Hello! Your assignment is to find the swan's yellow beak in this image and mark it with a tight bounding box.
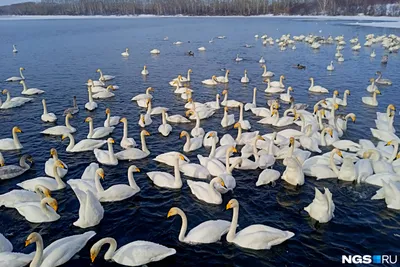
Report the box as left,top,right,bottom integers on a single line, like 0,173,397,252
98,170,105,179
167,208,176,218
179,155,185,160
226,202,233,210
222,90,228,95
25,239,31,247
336,150,343,157
257,136,265,141
328,129,333,137
376,90,381,95
289,87,293,91
43,187,51,198
15,127,22,133
90,252,97,263
185,110,193,117
397,153,400,159
135,167,140,172
84,117,91,122
179,131,185,138
351,115,356,122
220,180,225,187
105,108,111,114
233,122,240,129
57,161,65,169
110,138,115,144
2,89,8,94
231,147,237,153
120,118,125,123
385,141,392,146
49,199,58,212
143,130,150,136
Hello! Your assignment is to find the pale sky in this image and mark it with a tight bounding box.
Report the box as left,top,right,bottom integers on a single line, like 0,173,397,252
1,0,37,5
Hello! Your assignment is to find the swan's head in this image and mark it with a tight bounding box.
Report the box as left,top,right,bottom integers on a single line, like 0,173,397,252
188,69,192,73
96,168,105,179
309,77,314,81
229,146,237,153
107,138,115,144
288,137,295,147
25,232,41,247
226,70,230,74
333,103,339,110
146,98,151,106
129,165,140,173
107,85,115,90
66,113,73,119
345,89,350,95
105,108,111,114
215,177,225,188
280,75,285,80
397,153,400,159
376,71,382,75
293,113,300,121
362,152,370,159
257,135,265,141
167,207,182,218
2,89,9,94
208,132,214,137
224,106,229,112
334,148,343,157
222,90,228,95
96,69,101,73
375,89,381,95
46,197,58,212
50,148,57,156
271,109,278,116
13,126,22,133
142,130,150,136
212,75,217,80
233,122,241,129
120,117,127,123
19,80,24,84
143,65,147,69
334,90,339,96
36,185,51,198
326,128,333,137
185,110,194,117
216,94,220,99
84,117,93,123
179,131,188,138
147,86,154,92
385,140,396,146
289,86,293,91
369,78,374,83
226,199,239,210
244,69,247,74
350,114,356,122
388,104,396,111
55,160,65,169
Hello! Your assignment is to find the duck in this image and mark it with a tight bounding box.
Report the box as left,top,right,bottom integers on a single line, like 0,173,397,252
115,130,150,160
85,83,98,111
187,177,225,205
41,99,57,122
225,199,294,250
71,187,103,228
15,197,59,223
0,126,23,151
216,70,229,83
85,117,115,139
235,54,243,62
41,113,76,136
131,87,154,108
221,107,235,128
326,61,334,71
141,65,149,76
241,70,249,83
0,89,32,109
25,231,96,267
62,133,106,153
362,89,380,106
5,67,25,82
221,90,242,107
280,86,294,102
63,96,79,115
0,154,32,180
45,148,68,178
121,48,129,57
202,75,218,86
158,110,172,137
97,68,115,81
93,85,116,99
90,237,175,266
150,48,161,54
167,207,230,244
304,187,335,223
308,77,329,93
261,65,275,77
180,131,202,152
94,138,118,166
19,80,44,95
0,184,50,208
147,154,184,189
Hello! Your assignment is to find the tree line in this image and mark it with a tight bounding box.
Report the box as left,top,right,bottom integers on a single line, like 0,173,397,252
0,0,399,16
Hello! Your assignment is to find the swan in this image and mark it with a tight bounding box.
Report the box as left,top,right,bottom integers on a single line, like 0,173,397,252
241,70,249,83
221,90,242,107
158,110,172,137
376,104,396,123
0,234,12,253
0,89,32,109
93,85,116,99
71,187,103,228
244,87,257,111
131,87,153,107
300,125,321,153
282,156,305,186
180,131,202,152
256,169,281,186
25,231,96,267
375,71,392,86
40,99,57,122
115,130,150,160
198,46,206,51
62,133,106,152
235,54,243,61
167,207,230,244
187,177,225,205
94,138,118,166
334,89,350,106
0,126,23,151
185,109,205,137
259,56,265,64
309,77,329,93
154,152,189,167
147,154,184,189
268,109,295,127
304,187,335,223
251,102,277,117
5,67,25,82
370,49,376,58
97,68,115,81
63,96,79,115
96,166,141,202
364,149,395,174
150,48,161,54
269,75,285,88
90,237,175,266
102,108,120,128
280,86,293,102
0,154,32,180
216,70,229,83
225,199,294,250
0,185,50,209
85,83,98,111
45,148,68,178
238,103,251,130
174,69,192,83
326,61,334,71
199,143,235,176
362,89,380,106
332,139,361,152
67,167,102,195
166,112,191,123
261,65,274,78
121,48,129,57
119,117,136,149
202,75,218,86
41,113,75,136
367,78,378,92
141,65,149,76
221,107,235,128
373,180,400,210
232,122,259,145
290,97,308,110
17,160,66,191
12,44,18,53
329,149,357,182
146,98,168,115
214,158,243,193
15,197,59,223
338,56,344,62
264,78,285,93
19,80,45,95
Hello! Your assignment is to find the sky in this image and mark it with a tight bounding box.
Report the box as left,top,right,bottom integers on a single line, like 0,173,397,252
1,0,37,5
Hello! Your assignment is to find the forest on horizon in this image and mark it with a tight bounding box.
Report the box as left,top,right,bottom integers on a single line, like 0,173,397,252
1,0,400,16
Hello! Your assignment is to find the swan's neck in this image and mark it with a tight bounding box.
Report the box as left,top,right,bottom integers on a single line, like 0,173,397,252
98,70,104,79
107,142,116,162
73,97,77,108
310,79,314,87
101,238,118,261
252,89,256,105
227,206,239,242
141,132,149,153
223,93,228,103
123,121,128,139
215,95,220,108
52,152,59,161
389,142,399,163
42,100,48,114
373,91,377,102
161,111,167,125
317,112,323,130
268,137,274,155
94,173,105,193
225,149,231,172
263,65,267,75
5,92,11,102
65,115,72,130
105,113,111,127
236,126,242,141
20,156,30,169
288,142,295,158
209,136,217,158
229,158,242,173
128,170,139,190
88,120,94,136
184,134,191,150
30,235,44,267
177,210,188,242
53,164,66,188
223,109,228,124
21,81,28,92
279,77,284,87
330,150,340,175
147,100,152,114
66,134,75,151
386,106,391,118
187,70,191,81
342,93,348,105
12,130,22,148
20,68,25,79
239,105,244,121
174,157,182,187
209,179,221,200
88,86,94,103
320,129,327,146
194,111,200,128
225,71,229,79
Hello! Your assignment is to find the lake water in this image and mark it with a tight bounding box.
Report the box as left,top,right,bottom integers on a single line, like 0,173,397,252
0,17,399,266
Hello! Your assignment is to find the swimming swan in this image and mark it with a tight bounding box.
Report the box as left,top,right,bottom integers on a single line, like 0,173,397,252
304,187,335,223
0,126,23,151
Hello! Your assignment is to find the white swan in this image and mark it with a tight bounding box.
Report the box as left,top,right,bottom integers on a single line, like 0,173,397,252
226,199,294,250
367,78,378,92
15,197,59,223
216,70,229,83
131,87,153,107
5,67,25,82
85,83,98,111
63,96,79,115
179,161,211,179
0,234,12,253
115,130,150,160
256,169,281,186
280,86,293,102
0,89,32,109
309,77,329,93
282,156,305,186
17,160,66,191
41,99,57,122
45,148,68,178
326,61,334,71
147,154,184,189
41,113,75,136
158,110,172,137
187,177,225,205
259,56,265,64
85,117,115,139
221,107,235,128
264,78,285,93
94,138,118,166
90,237,175,266
167,207,230,244
0,127,23,151
150,48,161,54
97,68,115,81
141,65,149,76
238,103,251,130
93,85,116,99
269,75,285,88
19,80,44,95
244,87,257,111
261,65,274,78
71,187,103,228
119,117,136,149
180,131,202,152
0,185,50,208
12,44,18,53
25,231,96,267
235,54,243,61
186,109,205,137
202,75,218,86
241,70,249,83
362,89,380,106
103,108,120,127
166,112,191,123
221,90,242,107
154,152,189,166
121,48,129,57
62,133,106,152
304,187,335,223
